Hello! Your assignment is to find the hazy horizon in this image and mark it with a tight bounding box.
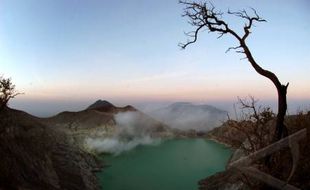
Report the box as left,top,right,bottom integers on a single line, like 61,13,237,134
9,97,310,118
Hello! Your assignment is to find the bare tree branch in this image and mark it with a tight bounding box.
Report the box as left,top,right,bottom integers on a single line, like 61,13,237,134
225,45,242,53
179,0,242,49
179,24,204,49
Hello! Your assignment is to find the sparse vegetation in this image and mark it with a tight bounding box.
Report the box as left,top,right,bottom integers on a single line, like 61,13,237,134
227,96,274,153
203,97,310,189
0,76,20,110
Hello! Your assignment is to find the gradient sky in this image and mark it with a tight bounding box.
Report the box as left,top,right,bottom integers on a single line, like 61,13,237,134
0,0,309,116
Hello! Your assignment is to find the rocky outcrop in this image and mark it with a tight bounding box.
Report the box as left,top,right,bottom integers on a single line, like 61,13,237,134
0,108,101,190
205,121,247,148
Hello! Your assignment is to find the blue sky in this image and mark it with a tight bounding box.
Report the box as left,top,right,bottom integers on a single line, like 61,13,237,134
0,0,309,116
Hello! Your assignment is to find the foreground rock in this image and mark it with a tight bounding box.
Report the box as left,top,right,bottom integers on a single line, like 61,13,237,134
0,107,101,190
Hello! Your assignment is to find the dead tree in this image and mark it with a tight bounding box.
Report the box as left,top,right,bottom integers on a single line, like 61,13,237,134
179,1,288,141
0,77,20,111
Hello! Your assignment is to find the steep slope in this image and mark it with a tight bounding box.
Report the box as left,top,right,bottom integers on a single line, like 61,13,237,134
0,107,100,190
150,102,228,131
43,109,116,131
43,100,132,131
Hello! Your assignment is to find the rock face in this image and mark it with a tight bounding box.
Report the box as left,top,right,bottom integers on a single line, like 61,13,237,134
0,107,101,190
150,102,227,131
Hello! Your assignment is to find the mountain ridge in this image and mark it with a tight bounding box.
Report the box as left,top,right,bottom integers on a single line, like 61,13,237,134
41,100,172,139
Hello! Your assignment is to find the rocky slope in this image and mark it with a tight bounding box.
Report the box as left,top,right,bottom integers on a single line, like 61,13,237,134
205,120,247,148
43,100,168,132
199,113,310,190
41,100,174,151
0,107,101,190
42,100,134,131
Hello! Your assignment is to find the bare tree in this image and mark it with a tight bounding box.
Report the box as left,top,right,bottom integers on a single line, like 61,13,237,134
228,96,274,153
0,76,20,110
179,1,288,141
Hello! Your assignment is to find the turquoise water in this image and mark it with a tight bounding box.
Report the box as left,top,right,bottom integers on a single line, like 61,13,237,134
98,139,232,190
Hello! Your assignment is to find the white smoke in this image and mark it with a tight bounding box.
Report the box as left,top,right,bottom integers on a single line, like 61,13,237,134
146,102,228,131
85,136,161,155
85,111,162,155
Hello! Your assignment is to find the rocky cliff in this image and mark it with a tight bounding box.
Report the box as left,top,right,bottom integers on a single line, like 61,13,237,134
0,107,101,190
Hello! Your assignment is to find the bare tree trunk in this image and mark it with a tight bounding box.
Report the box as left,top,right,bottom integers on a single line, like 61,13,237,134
240,41,288,141
275,85,289,140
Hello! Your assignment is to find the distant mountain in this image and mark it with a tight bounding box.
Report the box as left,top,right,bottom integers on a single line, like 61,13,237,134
42,100,171,138
149,102,228,131
87,100,114,110
86,99,136,113
42,100,134,130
